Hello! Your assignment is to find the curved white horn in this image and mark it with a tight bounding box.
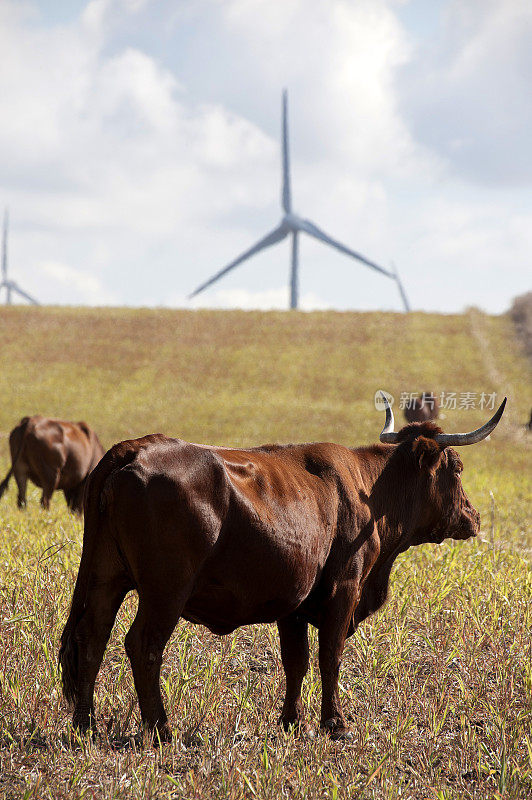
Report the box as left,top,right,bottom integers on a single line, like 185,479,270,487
379,391,400,443
433,398,507,446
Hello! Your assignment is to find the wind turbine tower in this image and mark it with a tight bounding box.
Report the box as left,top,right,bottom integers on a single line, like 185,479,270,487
0,210,39,305
190,90,410,311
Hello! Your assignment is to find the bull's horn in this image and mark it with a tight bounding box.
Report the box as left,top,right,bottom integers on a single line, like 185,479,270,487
379,391,400,443
434,398,507,446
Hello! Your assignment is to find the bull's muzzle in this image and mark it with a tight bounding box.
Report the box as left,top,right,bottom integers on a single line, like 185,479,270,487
453,503,481,540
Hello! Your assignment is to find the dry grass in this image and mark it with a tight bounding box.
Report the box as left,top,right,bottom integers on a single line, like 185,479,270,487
0,306,530,799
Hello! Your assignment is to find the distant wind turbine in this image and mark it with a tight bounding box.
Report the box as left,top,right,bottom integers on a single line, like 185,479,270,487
0,210,39,305
189,90,410,311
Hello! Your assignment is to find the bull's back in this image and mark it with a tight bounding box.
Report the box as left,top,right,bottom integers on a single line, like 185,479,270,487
101,437,231,589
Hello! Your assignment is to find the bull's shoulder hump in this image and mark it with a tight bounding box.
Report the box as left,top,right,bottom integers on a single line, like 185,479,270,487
105,435,225,476
106,434,188,460
30,417,65,441
213,442,353,486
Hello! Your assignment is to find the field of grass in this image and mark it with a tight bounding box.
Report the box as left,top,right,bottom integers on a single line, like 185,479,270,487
0,305,530,799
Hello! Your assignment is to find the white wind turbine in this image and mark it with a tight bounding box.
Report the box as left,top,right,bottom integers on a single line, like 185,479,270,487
189,90,410,311
0,210,39,305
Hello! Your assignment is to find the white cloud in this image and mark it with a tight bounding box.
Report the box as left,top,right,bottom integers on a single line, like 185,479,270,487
81,0,148,41
0,0,279,306
93,48,182,134
398,0,532,184
220,0,420,176
40,261,116,304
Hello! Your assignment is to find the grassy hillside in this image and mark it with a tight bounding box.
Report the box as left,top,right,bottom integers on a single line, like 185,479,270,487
1,306,530,446
0,306,530,799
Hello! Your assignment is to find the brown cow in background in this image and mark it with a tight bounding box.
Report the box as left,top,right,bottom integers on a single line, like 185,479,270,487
404,391,439,423
0,416,104,513
60,395,505,742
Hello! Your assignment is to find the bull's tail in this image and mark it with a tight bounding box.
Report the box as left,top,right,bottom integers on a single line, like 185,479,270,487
0,469,12,501
58,441,138,707
0,417,30,501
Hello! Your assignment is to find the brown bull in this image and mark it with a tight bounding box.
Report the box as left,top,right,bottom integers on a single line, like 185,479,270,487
60,396,505,741
0,416,104,513
404,391,439,423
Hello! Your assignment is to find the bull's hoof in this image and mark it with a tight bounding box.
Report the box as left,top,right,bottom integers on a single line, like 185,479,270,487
281,718,315,739
146,723,173,746
70,719,97,745
182,728,203,748
321,719,353,742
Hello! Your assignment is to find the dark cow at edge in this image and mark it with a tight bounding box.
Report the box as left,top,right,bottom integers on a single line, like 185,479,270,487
0,416,104,514
60,396,506,741
404,391,439,423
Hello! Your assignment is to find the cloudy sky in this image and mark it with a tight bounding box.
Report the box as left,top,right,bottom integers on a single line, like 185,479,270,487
0,0,530,312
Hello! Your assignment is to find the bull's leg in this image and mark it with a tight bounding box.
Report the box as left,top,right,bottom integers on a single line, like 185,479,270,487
124,595,184,742
13,470,28,508
277,614,310,733
318,585,356,740
41,491,52,510
40,468,60,510
64,483,85,514
70,484,85,515
71,581,129,734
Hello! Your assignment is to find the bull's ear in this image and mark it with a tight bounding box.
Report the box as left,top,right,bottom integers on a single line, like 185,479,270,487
412,437,442,472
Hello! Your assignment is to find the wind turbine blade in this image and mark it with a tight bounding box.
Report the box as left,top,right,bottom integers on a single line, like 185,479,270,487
391,262,410,312
10,282,39,305
189,224,288,299
2,209,7,280
290,231,299,309
297,217,394,278
392,263,411,312
281,90,291,213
